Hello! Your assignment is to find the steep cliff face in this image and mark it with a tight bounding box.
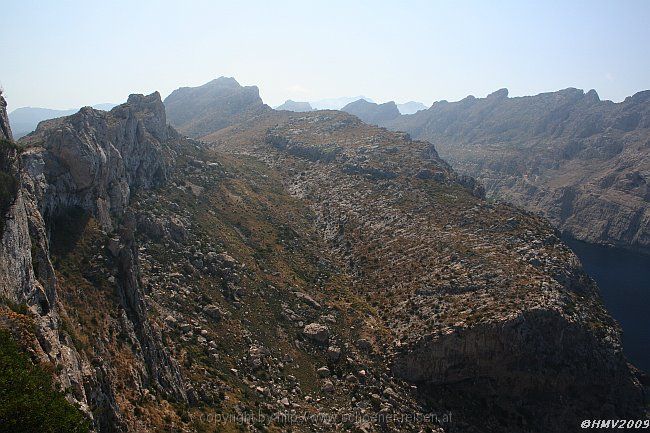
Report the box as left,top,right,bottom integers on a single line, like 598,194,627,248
164,77,270,138
1,93,186,431
384,88,650,253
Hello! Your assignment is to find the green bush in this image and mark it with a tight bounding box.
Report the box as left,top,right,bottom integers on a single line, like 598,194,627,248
0,329,90,433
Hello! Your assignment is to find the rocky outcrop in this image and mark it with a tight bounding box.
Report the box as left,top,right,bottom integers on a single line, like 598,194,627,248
393,308,642,430
8,104,117,139
341,98,401,125
164,76,270,138
20,92,168,231
384,88,650,253
1,92,186,431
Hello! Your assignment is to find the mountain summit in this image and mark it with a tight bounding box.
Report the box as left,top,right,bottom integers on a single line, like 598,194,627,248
164,77,269,138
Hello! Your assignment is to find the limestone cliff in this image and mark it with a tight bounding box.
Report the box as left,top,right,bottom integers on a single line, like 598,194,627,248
1,92,186,431
20,92,169,231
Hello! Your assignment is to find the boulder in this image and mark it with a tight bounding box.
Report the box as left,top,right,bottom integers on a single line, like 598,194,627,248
303,323,329,344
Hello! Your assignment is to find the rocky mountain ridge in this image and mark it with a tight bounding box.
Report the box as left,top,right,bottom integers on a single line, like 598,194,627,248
380,88,650,253
207,108,646,431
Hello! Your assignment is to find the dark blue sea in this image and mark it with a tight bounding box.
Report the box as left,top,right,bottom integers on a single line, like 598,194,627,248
564,237,650,372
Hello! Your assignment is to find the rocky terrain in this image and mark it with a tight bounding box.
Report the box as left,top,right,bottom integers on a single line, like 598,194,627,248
207,109,646,431
276,100,313,112
164,77,270,138
380,88,650,254
1,84,647,433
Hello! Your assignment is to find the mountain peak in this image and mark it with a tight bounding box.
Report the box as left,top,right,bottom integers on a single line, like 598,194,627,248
164,77,268,138
127,91,162,104
341,99,400,125
585,89,600,102
204,76,242,88
487,88,509,99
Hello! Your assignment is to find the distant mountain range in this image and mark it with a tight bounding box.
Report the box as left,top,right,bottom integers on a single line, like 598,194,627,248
9,91,427,138
380,88,650,253
275,100,313,112
340,99,428,123
274,98,427,115
309,96,373,110
9,103,116,138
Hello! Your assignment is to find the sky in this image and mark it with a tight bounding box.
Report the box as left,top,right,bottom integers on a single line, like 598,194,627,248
1,0,649,110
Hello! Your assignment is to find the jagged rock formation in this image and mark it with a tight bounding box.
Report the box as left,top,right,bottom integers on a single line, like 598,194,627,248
1,93,187,431
396,101,427,115
341,98,401,125
9,103,117,139
384,88,650,253
276,99,313,112
20,93,169,230
164,77,270,138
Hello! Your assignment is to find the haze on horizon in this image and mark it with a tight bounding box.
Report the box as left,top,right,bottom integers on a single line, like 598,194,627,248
1,0,649,110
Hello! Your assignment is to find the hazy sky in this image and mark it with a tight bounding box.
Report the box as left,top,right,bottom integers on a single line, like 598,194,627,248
2,0,649,110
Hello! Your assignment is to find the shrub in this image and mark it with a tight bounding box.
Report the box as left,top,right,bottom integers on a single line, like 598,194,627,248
0,330,90,432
